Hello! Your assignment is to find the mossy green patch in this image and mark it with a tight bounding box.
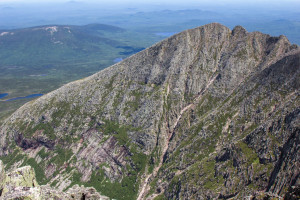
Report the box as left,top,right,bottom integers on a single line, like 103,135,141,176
148,177,159,196
75,167,140,200
21,158,48,185
130,146,147,173
238,141,258,165
0,149,24,170
50,180,59,187
203,160,224,190
99,120,130,146
153,194,167,200
37,148,50,159
168,176,181,195
124,88,143,112
196,94,221,117
49,145,73,166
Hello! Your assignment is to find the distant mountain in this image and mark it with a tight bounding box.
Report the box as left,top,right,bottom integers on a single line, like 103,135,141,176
0,24,141,66
0,24,156,120
0,23,299,199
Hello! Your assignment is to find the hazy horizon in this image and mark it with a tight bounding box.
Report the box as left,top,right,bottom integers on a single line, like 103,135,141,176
1,0,300,9
0,0,299,44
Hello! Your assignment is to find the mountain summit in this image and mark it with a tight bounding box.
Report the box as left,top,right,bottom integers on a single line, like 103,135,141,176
0,23,299,199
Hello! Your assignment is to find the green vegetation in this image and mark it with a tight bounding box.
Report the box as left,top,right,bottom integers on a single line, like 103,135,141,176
196,94,221,117
153,194,167,200
168,176,181,195
53,102,81,120
30,123,56,140
21,157,48,185
50,180,59,187
0,149,24,170
131,146,147,172
184,92,194,102
202,160,224,190
82,168,139,200
100,120,130,146
58,120,147,199
104,75,117,90
237,142,258,165
148,159,155,174
147,177,159,196
112,89,125,109
50,145,73,166
125,89,143,112
17,120,56,140
64,153,146,200
51,104,70,126
37,148,50,159
99,120,147,172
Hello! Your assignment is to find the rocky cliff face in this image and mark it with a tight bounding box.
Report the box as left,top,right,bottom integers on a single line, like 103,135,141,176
0,23,299,200
0,160,108,199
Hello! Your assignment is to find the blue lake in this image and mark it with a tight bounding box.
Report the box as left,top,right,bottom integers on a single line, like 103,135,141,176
0,93,8,99
155,32,177,37
114,57,123,63
6,94,43,101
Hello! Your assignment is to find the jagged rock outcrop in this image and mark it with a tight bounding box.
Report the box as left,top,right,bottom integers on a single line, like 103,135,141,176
0,23,299,199
0,160,108,199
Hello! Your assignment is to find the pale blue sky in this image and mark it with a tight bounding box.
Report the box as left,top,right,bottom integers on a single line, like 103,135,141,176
1,0,299,9
0,0,299,3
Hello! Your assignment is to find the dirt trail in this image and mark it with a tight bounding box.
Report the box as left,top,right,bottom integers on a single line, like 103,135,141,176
137,75,218,200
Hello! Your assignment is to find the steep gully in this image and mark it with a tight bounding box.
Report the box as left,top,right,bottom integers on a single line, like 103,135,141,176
137,74,218,200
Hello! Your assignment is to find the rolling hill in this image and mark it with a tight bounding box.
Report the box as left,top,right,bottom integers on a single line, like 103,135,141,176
0,24,159,120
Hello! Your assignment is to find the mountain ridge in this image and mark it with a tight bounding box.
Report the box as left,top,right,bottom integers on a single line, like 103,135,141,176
0,23,299,199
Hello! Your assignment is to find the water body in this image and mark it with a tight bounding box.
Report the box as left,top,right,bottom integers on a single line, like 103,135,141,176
114,57,123,63
6,94,43,101
29,74,48,77
155,32,177,37
0,93,8,99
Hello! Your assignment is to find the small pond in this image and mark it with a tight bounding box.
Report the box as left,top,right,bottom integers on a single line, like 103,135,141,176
0,93,8,99
5,94,43,101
